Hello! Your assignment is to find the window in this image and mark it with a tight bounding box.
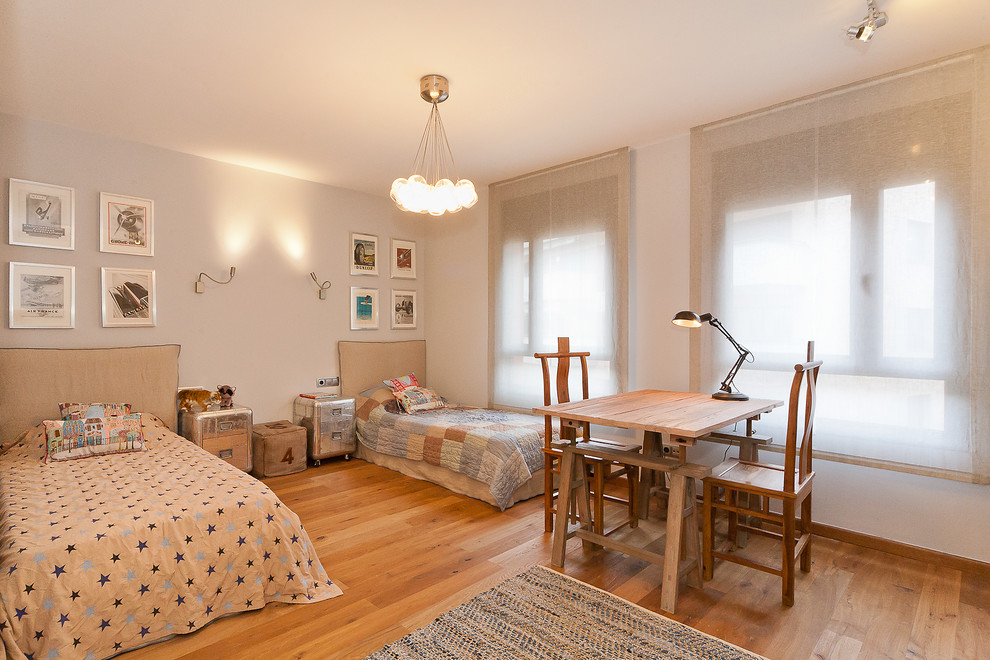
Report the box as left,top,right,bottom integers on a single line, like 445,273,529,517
489,149,629,410
692,50,989,483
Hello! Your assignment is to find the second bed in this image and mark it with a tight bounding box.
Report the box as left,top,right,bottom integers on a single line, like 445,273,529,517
338,340,548,510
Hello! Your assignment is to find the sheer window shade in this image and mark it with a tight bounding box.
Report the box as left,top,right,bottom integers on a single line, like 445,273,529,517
690,47,990,483
489,149,629,410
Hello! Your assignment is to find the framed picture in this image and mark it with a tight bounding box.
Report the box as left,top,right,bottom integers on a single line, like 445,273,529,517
8,179,75,250
8,262,75,329
350,232,378,276
390,238,417,279
391,289,417,329
350,286,379,330
100,192,154,256
101,267,157,327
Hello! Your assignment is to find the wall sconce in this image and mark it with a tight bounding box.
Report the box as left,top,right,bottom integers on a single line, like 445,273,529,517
195,267,236,293
672,310,754,401
310,272,332,300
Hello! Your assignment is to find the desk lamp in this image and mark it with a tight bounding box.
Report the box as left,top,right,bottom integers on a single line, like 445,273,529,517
672,310,752,401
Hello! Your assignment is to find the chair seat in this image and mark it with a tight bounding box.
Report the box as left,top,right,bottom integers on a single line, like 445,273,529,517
707,460,814,500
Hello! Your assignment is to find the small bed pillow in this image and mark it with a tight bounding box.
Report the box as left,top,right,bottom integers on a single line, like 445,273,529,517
43,413,146,462
395,386,445,414
383,373,420,393
58,402,132,420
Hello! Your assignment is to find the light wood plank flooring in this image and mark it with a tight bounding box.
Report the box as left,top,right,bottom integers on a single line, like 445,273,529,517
123,458,990,659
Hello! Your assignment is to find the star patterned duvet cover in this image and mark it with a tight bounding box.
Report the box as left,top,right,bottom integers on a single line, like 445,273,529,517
0,414,341,660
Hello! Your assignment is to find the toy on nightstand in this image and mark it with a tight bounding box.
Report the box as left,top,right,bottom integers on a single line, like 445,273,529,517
217,384,236,408
177,388,221,412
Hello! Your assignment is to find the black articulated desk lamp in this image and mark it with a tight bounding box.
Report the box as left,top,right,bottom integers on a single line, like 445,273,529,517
671,310,753,401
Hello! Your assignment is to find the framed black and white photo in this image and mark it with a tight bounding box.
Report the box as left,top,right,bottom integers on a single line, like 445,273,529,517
8,179,75,250
390,238,416,279
391,289,417,329
8,262,75,329
101,267,157,327
100,192,154,256
350,286,379,330
350,232,378,276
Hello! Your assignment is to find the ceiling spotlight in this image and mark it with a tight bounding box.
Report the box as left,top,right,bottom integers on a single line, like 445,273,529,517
846,0,888,42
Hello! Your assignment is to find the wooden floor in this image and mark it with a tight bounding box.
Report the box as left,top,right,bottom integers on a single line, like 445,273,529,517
123,458,990,660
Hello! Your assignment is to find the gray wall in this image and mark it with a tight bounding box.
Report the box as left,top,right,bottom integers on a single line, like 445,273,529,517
1,113,425,424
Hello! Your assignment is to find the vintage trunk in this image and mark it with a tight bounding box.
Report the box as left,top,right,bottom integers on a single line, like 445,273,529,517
179,405,253,472
292,395,356,465
251,420,307,477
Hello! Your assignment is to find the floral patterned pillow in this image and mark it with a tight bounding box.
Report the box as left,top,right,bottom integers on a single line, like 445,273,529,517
43,413,146,462
394,387,445,414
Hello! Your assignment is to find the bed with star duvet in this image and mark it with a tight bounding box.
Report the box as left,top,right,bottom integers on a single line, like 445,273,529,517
0,413,342,660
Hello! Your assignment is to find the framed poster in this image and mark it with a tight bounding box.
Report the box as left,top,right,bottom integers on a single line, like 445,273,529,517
100,192,154,256
8,262,75,329
8,179,75,250
390,238,416,279
101,267,157,327
350,286,379,330
391,289,417,329
350,232,378,276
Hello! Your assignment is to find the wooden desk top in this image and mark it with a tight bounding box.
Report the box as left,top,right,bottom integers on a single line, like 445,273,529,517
533,389,783,439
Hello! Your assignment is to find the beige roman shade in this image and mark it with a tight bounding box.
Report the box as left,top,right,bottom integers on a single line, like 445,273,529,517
690,46,990,483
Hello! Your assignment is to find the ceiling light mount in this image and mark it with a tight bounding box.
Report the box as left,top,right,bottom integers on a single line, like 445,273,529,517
391,74,478,216
420,74,449,103
846,0,888,42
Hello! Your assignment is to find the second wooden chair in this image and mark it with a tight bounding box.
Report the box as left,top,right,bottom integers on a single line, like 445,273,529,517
536,337,640,535
702,340,822,606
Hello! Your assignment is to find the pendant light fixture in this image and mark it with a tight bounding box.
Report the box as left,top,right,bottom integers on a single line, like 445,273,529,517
390,74,478,216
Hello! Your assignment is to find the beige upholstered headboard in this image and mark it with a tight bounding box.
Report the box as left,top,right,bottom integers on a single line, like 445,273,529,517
338,340,427,398
0,345,181,447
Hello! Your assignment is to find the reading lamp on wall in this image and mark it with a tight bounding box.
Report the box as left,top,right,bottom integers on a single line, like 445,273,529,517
672,310,753,401
310,272,332,300
195,267,236,293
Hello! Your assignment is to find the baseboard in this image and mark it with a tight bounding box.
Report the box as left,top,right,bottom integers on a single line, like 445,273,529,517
812,522,990,578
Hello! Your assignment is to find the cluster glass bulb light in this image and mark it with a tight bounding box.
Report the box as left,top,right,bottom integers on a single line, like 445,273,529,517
391,75,478,216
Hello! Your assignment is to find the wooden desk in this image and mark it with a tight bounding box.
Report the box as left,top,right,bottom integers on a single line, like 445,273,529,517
534,389,782,613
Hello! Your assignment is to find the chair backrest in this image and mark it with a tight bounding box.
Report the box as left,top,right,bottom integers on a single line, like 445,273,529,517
535,336,591,406
783,341,823,493
534,337,592,444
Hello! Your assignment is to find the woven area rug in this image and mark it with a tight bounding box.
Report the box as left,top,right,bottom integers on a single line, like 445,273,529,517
365,565,766,659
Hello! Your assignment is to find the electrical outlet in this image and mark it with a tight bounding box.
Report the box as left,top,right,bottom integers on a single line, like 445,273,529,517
316,377,339,388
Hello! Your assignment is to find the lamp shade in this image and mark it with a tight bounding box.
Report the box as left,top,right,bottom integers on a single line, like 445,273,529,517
671,310,702,328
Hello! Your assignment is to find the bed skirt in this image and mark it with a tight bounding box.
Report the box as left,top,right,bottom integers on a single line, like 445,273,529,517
355,442,545,509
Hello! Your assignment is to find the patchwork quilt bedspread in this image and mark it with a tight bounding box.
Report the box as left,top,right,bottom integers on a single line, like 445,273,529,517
0,414,341,660
356,389,550,510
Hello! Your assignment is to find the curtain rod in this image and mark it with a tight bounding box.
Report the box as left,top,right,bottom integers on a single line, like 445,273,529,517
697,48,979,133
490,147,628,188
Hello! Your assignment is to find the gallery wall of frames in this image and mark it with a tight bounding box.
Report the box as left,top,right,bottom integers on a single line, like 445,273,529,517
347,232,418,331
8,179,420,334
8,178,157,329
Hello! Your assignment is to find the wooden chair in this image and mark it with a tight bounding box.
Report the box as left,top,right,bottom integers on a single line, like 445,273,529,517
702,340,822,606
535,337,640,535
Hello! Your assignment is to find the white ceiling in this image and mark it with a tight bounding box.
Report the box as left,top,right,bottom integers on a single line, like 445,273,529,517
2,1,988,197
